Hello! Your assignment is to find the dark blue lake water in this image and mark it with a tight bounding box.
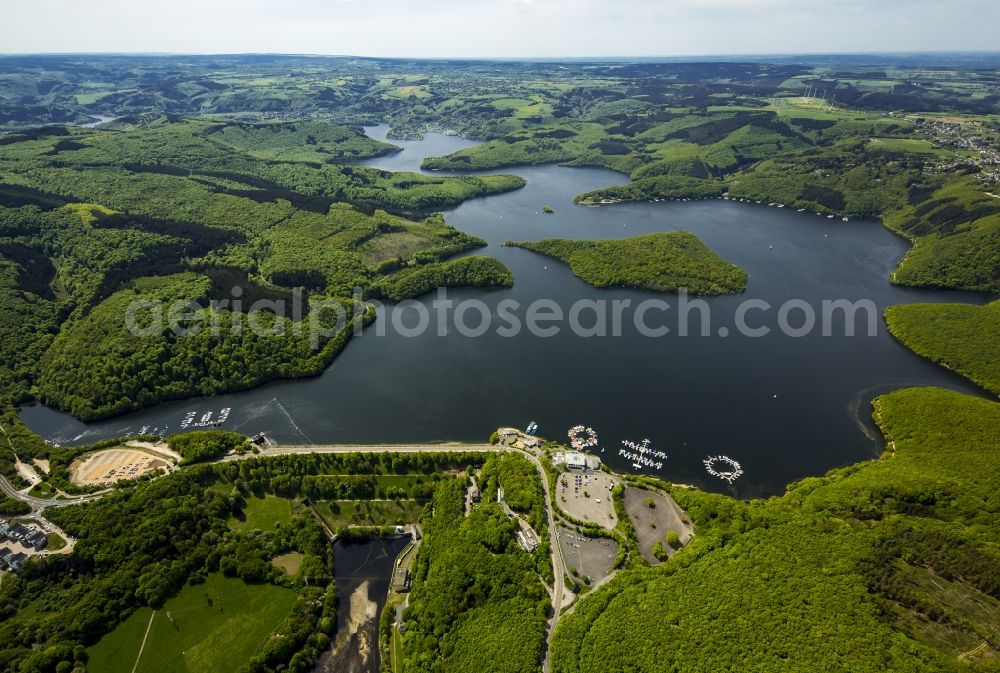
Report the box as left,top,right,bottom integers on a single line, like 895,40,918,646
20,125,991,497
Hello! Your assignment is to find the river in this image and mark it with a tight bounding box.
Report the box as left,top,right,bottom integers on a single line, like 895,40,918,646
19,125,993,497
312,536,410,673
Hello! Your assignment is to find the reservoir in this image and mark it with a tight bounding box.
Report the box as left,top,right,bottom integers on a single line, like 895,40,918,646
20,126,993,497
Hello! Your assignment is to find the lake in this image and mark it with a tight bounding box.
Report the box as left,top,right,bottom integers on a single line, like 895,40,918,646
19,125,992,497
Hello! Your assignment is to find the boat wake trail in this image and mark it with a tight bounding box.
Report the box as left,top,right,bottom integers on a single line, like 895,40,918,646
273,398,315,445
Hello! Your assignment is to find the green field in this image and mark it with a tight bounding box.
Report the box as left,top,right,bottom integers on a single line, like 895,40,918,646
868,137,945,154
271,552,304,576
230,494,295,532
313,499,425,528
86,574,298,673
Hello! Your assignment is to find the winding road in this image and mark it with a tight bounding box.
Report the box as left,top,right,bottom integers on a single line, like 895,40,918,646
4,438,569,671
229,441,566,671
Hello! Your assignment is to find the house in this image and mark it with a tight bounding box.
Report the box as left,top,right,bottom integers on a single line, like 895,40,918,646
0,521,9,537
25,531,47,551
7,552,27,572
9,523,30,541
0,547,13,569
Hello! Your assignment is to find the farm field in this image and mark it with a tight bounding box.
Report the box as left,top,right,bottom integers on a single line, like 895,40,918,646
86,574,298,673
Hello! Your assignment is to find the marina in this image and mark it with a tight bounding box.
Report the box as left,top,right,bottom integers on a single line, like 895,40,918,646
703,455,745,484
619,438,667,471
179,407,231,430
567,425,599,451
18,127,991,498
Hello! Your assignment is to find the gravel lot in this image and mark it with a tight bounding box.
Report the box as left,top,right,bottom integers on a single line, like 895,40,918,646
556,469,620,529
622,486,693,565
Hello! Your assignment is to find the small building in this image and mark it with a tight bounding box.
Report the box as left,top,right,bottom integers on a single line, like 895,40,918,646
0,521,9,537
391,566,412,593
564,452,587,470
9,523,30,541
25,531,47,551
7,552,27,572
515,529,538,553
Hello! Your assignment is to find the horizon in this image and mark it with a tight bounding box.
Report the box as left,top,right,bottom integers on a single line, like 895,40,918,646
2,49,1000,62
3,0,999,57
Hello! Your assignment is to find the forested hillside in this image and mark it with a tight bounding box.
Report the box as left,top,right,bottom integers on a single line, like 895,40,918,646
0,53,998,673
885,300,1000,395
402,466,550,673
552,387,1000,672
428,105,999,293
0,467,335,673
0,117,523,421
509,232,748,295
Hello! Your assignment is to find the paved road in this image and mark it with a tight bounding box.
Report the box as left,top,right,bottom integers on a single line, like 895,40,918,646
517,448,566,673
0,471,105,511
228,441,566,670
1,424,106,511
4,439,568,669
222,443,496,461
0,472,50,509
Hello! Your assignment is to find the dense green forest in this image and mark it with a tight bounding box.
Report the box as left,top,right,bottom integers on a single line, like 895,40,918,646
433,110,1000,292
412,92,998,293
552,386,1000,672
401,471,550,673
35,273,366,420
0,466,336,673
0,116,525,420
0,450,493,672
169,430,250,465
0,53,999,673
1,56,995,298
0,55,997,427
885,300,1000,395
509,232,748,295
369,255,513,301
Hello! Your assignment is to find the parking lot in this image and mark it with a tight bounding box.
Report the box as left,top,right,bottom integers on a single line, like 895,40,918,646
556,469,620,529
557,525,618,583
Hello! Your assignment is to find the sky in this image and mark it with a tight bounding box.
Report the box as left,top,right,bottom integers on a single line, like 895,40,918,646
2,0,999,58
